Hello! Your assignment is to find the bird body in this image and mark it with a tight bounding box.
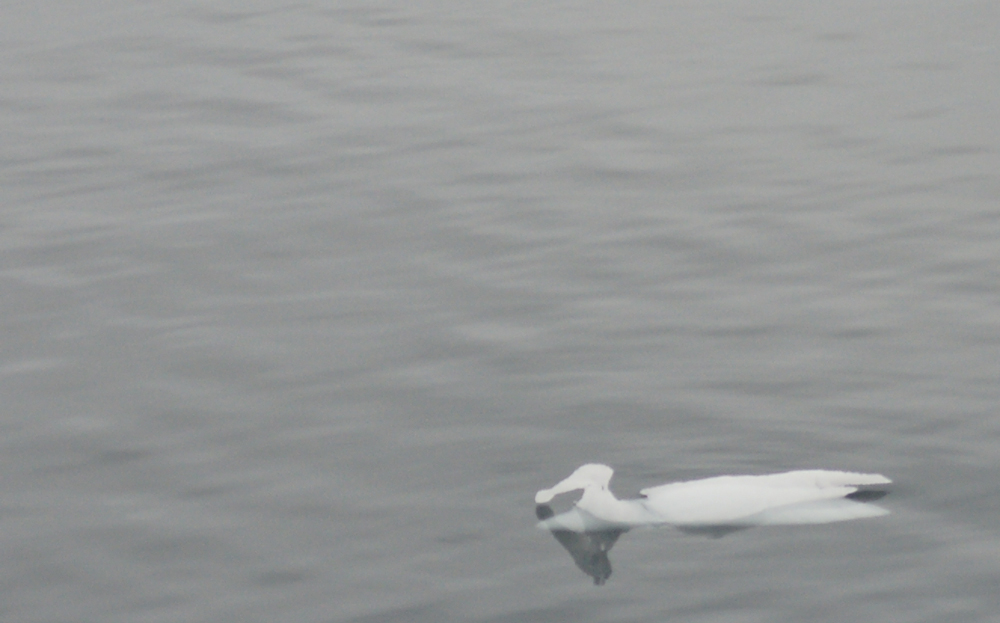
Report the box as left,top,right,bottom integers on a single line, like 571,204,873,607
535,464,891,532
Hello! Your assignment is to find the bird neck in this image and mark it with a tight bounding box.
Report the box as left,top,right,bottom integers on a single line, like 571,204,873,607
577,485,655,526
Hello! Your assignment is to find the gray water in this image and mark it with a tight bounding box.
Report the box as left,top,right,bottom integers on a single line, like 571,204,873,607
2,1,1000,621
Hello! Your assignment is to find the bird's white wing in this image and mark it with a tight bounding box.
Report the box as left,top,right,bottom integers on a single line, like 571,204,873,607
639,470,891,526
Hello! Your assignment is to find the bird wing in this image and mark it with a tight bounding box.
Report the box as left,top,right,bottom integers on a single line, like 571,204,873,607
639,470,891,526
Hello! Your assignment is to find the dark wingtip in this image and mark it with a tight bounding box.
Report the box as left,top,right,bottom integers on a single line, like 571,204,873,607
536,504,555,520
846,489,889,502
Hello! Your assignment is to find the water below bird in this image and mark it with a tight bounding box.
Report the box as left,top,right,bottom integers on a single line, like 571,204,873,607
2,1,1000,622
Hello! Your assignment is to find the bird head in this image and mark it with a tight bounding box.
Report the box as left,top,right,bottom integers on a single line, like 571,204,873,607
535,464,614,504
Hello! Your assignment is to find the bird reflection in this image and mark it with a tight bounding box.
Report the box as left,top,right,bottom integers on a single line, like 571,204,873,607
536,504,627,585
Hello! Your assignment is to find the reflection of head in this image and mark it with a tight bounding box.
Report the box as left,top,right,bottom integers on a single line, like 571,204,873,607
536,503,626,585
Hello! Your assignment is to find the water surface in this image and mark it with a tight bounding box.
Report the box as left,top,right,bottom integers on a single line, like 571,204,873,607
2,1,999,621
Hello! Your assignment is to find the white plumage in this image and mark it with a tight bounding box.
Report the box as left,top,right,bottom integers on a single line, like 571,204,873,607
535,463,891,532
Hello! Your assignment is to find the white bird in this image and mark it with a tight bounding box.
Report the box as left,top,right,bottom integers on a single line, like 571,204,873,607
535,463,891,533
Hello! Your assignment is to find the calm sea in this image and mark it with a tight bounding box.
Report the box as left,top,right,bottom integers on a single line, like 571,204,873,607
2,1,999,621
